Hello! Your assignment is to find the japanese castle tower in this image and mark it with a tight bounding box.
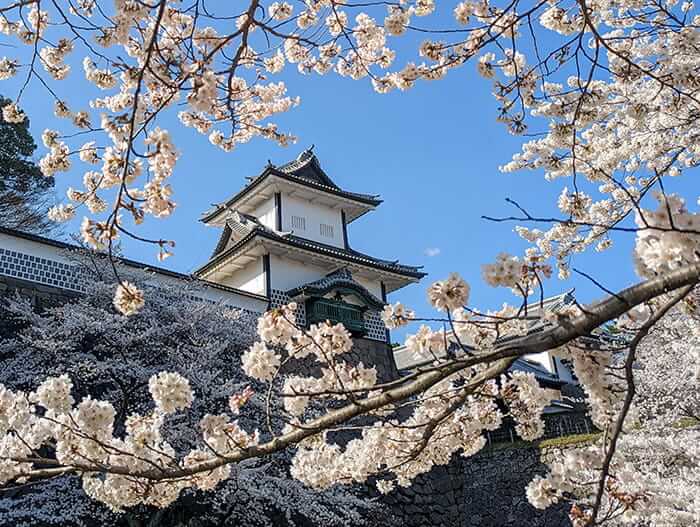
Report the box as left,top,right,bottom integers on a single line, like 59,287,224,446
194,147,426,347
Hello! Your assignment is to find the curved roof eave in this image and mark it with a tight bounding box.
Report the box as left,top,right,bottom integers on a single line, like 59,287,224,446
194,228,426,282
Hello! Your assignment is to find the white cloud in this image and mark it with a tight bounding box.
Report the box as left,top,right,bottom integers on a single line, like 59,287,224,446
424,247,441,257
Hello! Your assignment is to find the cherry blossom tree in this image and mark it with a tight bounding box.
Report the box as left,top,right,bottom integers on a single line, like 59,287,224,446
527,288,700,526
635,289,700,430
0,259,390,526
0,0,699,525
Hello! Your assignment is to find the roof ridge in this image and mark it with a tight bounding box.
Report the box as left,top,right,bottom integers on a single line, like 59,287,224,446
277,148,340,189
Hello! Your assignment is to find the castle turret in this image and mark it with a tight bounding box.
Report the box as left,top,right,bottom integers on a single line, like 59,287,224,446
195,148,425,354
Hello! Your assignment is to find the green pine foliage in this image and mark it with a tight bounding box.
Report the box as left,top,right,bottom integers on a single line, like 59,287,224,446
0,96,56,234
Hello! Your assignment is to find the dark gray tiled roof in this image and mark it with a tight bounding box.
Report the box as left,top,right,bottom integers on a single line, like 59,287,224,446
201,149,381,223
278,150,381,202
283,234,424,277
277,147,340,189
196,214,425,279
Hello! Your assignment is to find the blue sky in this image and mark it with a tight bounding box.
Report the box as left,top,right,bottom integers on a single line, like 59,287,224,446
4,14,692,343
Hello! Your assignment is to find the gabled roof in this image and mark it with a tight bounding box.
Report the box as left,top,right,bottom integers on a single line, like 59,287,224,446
195,212,425,282
287,268,386,309
277,148,340,189
210,211,281,258
201,148,382,225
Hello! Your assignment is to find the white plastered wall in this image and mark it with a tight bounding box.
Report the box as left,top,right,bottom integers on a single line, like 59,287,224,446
218,259,265,295
252,197,276,230
517,351,575,383
269,254,327,291
354,275,384,300
0,232,73,263
281,194,344,248
524,351,556,373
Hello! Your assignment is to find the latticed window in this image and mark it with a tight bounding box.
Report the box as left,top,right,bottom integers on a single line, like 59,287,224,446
320,223,334,238
291,215,306,230
306,297,366,335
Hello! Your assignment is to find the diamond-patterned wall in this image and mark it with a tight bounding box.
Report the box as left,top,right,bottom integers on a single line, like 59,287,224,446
270,288,307,326
0,247,265,315
363,309,388,342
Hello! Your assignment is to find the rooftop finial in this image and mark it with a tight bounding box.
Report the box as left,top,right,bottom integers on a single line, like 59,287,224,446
298,144,315,162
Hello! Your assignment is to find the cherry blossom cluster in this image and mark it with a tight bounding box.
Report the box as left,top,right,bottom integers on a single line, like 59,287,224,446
528,428,700,525
489,2,700,281
632,288,700,430
289,371,552,493
634,193,700,279
500,372,552,440
242,303,378,417
427,272,470,312
39,38,73,80
0,370,261,511
111,282,145,316
381,302,415,329
481,252,552,293
529,291,700,523
552,345,620,429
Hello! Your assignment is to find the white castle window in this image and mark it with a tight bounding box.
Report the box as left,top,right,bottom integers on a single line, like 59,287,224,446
291,215,306,231
320,224,334,238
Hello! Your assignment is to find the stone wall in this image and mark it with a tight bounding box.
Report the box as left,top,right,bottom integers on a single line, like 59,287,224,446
346,337,399,383
378,435,598,527
376,458,468,527
459,445,572,527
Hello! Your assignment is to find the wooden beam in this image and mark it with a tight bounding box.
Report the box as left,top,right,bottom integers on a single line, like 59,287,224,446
263,254,271,306
275,192,282,231
341,210,349,250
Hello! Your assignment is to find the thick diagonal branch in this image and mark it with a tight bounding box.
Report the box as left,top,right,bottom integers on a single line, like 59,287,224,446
10,262,700,483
